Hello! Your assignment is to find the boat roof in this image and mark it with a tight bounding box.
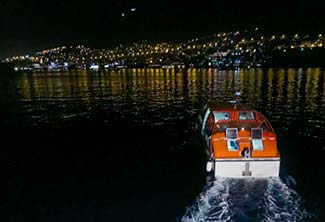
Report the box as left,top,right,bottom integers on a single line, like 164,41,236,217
207,101,275,133
208,101,257,112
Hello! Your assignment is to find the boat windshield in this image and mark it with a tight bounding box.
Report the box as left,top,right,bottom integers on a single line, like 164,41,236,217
239,112,256,120
213,112,230,121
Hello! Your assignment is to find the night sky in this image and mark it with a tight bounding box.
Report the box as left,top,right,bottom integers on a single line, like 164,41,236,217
1,0,325,57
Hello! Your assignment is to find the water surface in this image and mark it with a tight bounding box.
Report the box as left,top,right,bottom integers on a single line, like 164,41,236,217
3,68,325,221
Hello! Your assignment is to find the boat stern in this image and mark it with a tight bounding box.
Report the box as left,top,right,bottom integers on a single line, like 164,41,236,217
213,158,280,178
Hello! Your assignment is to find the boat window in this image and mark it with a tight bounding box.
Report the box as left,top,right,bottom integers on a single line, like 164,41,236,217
204,112,214,136
252,140,264,150
213,112,230,121
226,128,239,151
227,140,239,151
226,128,238,140
239,112,256,120
251,128,264,150
251,128,263,139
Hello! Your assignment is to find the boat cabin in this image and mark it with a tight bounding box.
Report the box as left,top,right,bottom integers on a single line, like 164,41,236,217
199,102,280,159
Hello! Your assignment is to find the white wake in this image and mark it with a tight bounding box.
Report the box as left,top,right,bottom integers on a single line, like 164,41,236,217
181,176,315,222
262,177,313,222
181,177,233,222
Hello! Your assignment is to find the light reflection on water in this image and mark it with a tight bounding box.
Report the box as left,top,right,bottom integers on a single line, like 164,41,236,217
16,68,325,125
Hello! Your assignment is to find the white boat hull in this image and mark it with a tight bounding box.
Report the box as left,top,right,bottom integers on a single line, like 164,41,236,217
212,158,280,178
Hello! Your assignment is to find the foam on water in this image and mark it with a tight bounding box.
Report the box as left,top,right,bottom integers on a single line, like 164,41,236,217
262,177,314,222
181,176,315,222
181,177,233,222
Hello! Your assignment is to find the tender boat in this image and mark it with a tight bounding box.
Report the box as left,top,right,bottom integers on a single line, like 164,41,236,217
197,100,280,178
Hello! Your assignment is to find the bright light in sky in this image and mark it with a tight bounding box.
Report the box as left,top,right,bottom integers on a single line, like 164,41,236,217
131,8,137,12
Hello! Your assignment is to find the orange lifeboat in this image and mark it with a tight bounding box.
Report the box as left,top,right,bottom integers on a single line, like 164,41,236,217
198,101,280,178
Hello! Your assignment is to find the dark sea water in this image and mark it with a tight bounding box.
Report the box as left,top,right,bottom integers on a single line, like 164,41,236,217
2,68,325,222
